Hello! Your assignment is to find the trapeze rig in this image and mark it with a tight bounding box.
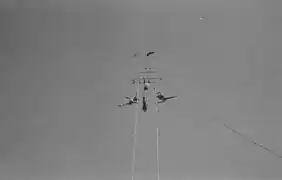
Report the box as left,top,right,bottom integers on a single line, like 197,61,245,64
118,52,166,180
117,51,180,180
130,66,163,180
118,52,282,180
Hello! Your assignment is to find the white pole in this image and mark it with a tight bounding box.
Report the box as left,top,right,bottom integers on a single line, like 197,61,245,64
157,127,160,180
132,86,139,180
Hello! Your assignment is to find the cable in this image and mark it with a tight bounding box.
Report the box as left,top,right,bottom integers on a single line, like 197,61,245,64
156,127,160,180
213,118,282,159
131,86,140,180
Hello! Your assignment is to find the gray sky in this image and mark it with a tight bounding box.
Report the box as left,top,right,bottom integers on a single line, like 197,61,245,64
1,0,282,180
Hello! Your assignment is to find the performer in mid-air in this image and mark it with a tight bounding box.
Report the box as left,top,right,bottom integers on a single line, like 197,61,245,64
146,51,155,56
117,92,139,107
152,88,178,112
142,96,148,112
153,89,178,104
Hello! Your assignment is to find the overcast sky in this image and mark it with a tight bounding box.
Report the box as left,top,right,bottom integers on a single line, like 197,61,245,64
1,0,282,180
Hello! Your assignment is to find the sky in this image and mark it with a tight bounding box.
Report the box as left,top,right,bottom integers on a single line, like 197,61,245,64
0,0,282,180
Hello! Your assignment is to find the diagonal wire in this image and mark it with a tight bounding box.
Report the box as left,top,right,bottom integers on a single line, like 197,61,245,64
216,120,282,159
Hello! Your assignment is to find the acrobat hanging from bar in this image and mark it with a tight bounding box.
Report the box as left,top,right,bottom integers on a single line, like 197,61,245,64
118,52,177,113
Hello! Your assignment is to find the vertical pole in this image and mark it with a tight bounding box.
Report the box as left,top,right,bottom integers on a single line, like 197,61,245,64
157,127,160,180
132,85,139,180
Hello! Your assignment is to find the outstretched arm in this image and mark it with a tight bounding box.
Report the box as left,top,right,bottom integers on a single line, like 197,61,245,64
164,96,178,100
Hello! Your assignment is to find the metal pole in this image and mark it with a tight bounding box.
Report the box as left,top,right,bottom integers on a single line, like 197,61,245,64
157,127,160,180
132,86,139,180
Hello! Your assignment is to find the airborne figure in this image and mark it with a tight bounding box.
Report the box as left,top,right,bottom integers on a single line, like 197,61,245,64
146,52,155,57
117,92,139,107
153,88,178,112
142,96,148,112
133,75,161,93
142,77,152,92
154,91,178,104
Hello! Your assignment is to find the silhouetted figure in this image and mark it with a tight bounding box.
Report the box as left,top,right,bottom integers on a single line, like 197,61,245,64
146,52,155,56
142,96,148,112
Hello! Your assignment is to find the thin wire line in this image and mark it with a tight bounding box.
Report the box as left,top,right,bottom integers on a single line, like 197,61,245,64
157,127,160,180
132,86,140,180
213,118,282,159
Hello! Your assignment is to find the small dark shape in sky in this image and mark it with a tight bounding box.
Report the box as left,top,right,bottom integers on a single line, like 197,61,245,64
146,52,155,56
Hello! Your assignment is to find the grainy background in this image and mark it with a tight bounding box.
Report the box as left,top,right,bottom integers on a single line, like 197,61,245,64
0,0,282,180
